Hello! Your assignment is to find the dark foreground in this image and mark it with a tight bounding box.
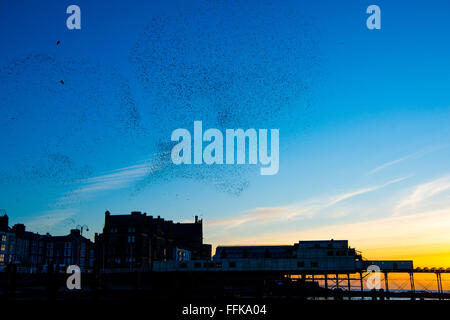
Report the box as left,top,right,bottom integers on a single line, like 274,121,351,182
1,271,449,318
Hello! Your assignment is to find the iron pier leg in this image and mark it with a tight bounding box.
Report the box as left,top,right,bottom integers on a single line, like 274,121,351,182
336,274,339,289
436,273,440,298
384,272,389,300
347,273,351,291
409,272,415,298
360,272,364,300
436,272,443,299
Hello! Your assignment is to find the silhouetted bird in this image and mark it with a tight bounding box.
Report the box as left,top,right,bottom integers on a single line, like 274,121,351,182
60,80,64,85
56,40,60,45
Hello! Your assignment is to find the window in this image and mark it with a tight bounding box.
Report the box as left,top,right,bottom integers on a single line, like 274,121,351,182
215,263,222,268
180,262,187,268
1,235,6,242
311,262,318,268
0,244,5,252
229,261,236,268
203,262,215,268
0,254,4,262
194,262,201,268
46,243,53,257
128,226,135,233
64,248,72,257
297,261,304,268
128,236,135,243
327,251,334,256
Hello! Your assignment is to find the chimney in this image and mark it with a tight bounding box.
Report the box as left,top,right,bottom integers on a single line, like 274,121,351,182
0,214,8,232
13,223,25,234
195,215,198,223
70,229,81,237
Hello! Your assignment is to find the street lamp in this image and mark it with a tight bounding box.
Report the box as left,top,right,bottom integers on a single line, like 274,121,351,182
75,225,89,270
76,225,89,236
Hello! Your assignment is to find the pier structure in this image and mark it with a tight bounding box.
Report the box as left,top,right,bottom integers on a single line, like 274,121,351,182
152,240,449,299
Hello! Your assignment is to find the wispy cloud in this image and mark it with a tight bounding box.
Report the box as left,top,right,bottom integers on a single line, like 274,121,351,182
395,175,450,214
23,209,77,234
369,145,448,175
207,206,306,228
207,176,410,229
72,163,156,195
64,153,169,200
327,176,410,206
46,153,170,214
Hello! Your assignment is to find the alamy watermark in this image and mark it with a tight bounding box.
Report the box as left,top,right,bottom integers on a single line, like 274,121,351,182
171,121,279,175
64,5,379,31
366,264,381,289
366,5,381,30
66,265,81,290
66,5,81,30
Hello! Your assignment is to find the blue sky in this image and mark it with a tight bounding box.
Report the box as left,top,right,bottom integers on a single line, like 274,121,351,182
1,1,450,263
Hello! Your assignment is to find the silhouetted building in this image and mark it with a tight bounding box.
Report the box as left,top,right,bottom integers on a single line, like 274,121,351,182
0,214,10,267
95,211,211,270
43,229,95,272
214,240,358,260
8,224,45,272
154,240,413,273
208,240,362,271
0,213,94,273
0,216,45,271
215,245,296,259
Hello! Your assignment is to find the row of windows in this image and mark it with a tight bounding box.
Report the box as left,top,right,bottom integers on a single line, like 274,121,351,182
178,261,320,269
297,261,319,268
110,227,136,233
327,250,347,256
312,243,347,249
